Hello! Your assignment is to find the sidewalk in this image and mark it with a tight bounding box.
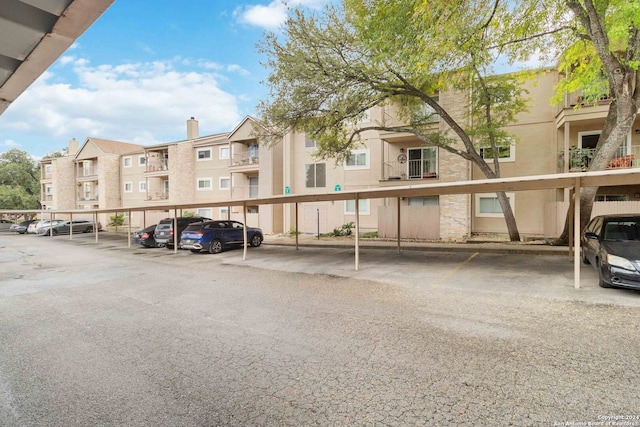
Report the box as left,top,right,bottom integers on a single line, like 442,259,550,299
263,234,571,256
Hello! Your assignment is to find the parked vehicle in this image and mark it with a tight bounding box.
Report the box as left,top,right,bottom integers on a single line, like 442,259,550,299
36,219,100,236
180,220,263,254
0,219,13,232
132,224,158,247
581,214,640,290
154,216,210,249
26,220,42,234
10,220,36,234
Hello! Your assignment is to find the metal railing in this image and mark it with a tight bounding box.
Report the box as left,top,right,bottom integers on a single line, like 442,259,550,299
382,160,438,180
562,146,640,172
146,192,169,201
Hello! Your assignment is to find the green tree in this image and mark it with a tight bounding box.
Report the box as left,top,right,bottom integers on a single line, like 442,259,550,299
546,0,639,244
0,149,40,209
258,0,536,241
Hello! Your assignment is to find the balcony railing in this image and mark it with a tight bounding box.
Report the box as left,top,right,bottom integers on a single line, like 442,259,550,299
146,161,168,173
231,185,259,199
146,191,169,201
77,166,98,177
562,146,640,172
382,161,438,181
232,152,259,167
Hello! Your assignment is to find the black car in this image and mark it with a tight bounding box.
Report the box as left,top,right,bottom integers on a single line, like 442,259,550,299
154,216,210,249
132,224,158,247
180,220,263,254
581,214,640,290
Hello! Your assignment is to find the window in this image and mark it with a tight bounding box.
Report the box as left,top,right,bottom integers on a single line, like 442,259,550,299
408,147,437,179
219,177,230,190
197,178,212,190
479,140,515,162
138,156,146,166
305,135,316,148
305,163,326,188
408,196,439,206
219,146,230,160
45,164,52,174
124,182,133,193
45,186,52,194
197,149,212,161
345,149,369,170
476,193,515,217
345,199,370,215
219,207,229,218
123,157,132,167
595,194,627,202
139,181,146,192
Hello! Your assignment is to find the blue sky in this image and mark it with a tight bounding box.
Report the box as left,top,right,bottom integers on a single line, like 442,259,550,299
0,0,326,158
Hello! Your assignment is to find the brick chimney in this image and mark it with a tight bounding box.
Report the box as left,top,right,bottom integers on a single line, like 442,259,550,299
68,138,79,155
187,117,199,139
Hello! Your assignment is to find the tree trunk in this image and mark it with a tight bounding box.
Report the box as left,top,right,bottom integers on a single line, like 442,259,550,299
497,190,520,241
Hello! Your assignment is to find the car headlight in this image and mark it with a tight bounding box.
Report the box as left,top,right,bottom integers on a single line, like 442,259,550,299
607,254,636,271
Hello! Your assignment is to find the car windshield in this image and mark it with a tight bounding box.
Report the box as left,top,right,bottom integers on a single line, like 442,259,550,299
602,220,640,241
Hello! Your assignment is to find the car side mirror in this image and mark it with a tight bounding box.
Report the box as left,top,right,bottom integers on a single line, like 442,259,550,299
584,232,599,240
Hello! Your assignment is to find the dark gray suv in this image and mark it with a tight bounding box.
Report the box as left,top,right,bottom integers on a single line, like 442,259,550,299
154,216,210,249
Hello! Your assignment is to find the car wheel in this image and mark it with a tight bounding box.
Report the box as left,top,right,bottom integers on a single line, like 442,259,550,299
208,239,223,254
250,234,263,247
190,249,200,254
598,261,611,288
51,229,58,236
86,226,93,233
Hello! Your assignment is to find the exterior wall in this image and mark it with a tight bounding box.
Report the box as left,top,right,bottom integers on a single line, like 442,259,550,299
471,70,559,237
121,151,147,208
40,156,75,210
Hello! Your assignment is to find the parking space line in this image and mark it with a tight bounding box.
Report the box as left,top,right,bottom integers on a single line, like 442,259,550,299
431,252,479,287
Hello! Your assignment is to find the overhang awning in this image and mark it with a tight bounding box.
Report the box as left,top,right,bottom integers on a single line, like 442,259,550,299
0,0,115,115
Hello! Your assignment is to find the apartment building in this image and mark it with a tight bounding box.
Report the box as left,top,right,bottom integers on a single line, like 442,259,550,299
40,69,640,240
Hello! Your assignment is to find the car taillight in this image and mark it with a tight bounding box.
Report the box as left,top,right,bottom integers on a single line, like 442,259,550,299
194,232,204,236
141,233,149,239
170,229,173,235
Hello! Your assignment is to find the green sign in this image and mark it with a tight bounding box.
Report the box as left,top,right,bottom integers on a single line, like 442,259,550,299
285,186,291,194
334,184,342,192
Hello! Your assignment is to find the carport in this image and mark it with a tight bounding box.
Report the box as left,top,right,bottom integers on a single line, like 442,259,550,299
4,167,640,289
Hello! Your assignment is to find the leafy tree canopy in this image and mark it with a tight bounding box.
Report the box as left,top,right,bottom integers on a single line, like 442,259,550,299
0,149,40,197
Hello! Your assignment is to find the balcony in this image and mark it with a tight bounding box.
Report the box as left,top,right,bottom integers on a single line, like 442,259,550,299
231,185,259,199
561,146,640,172
230,150,260,173
77,166,98,179
382,160,438,181
146,191,169,201
146,151,169,175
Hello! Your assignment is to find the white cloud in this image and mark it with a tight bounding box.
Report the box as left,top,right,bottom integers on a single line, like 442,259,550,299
1,58,244,146
1,139,20,149
236,0,327,30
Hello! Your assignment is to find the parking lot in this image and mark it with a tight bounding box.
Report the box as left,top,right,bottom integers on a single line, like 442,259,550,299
1,231,640,426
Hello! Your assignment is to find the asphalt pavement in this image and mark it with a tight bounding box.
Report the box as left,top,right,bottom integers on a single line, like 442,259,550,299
1,232,639,426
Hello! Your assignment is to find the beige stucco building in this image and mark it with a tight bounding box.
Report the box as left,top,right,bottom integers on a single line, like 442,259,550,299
40,69,640,240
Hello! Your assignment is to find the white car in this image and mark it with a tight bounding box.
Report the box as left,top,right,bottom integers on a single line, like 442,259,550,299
27,220,49,234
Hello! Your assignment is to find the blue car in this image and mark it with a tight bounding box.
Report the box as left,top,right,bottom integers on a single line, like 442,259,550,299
180,220,263,254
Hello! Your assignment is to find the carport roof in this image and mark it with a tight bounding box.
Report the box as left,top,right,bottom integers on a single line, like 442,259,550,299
0,0,115,115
